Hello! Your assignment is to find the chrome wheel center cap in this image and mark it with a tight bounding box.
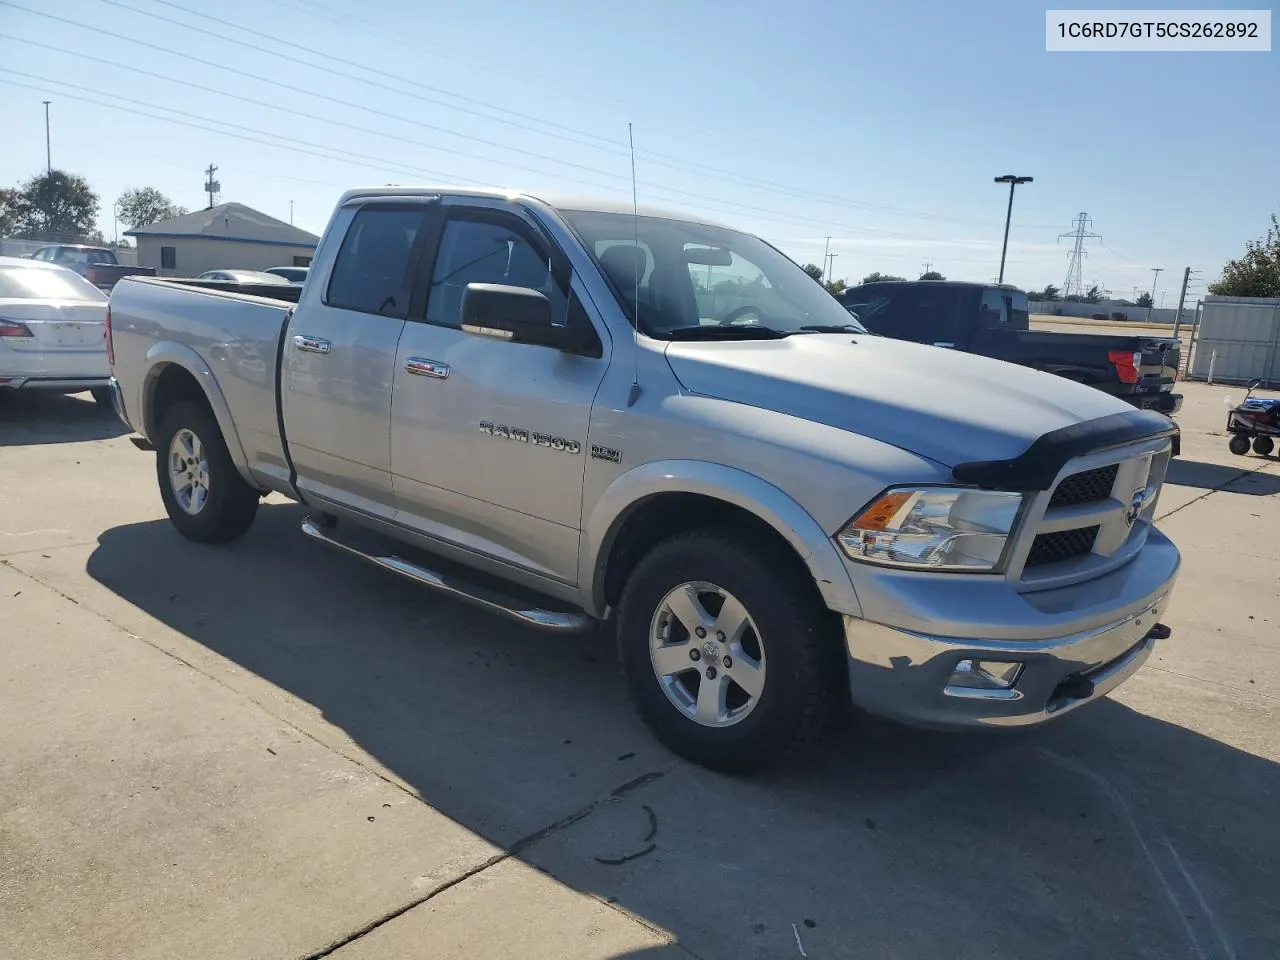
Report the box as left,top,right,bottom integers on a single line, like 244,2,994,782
702,640,720,660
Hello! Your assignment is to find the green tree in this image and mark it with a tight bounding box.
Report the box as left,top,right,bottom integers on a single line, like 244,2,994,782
1037,283,1061,301
919,270,945,281
0,187,21,236
10,171,99,241
824,278,846,295
1209,213,1280,298
801,263,824,282
1084,284,1103,303
1135,292,1153,307
861,271,906,284
117,186,187,228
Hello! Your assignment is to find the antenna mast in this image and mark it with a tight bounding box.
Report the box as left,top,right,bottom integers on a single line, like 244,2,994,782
627,123,642,407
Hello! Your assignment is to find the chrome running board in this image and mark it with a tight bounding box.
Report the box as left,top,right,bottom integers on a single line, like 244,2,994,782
300,515,593,634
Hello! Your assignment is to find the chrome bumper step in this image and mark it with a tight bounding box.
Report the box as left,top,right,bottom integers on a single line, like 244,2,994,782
300,515,593,634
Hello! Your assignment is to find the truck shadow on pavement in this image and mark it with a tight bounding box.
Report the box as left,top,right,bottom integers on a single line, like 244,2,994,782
87,504,1280,960
1166,457,1280,494
0,391,128,446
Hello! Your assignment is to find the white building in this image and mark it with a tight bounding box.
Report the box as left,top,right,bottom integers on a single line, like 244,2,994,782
126,203,319,278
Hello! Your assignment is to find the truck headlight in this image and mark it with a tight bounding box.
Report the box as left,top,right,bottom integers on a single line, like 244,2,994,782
836,487,1023,572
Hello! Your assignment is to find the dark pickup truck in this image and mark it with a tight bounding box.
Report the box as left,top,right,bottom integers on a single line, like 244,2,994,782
836,280,1182,416
29,244,157,291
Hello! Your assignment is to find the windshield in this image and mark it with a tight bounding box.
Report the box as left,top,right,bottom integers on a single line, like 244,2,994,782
0,266,108,301
53,248,116,265
561,210,867,338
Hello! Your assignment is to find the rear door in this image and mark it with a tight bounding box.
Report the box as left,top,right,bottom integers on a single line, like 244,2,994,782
0,265,109,379
388,198,609,585
280,198,431,519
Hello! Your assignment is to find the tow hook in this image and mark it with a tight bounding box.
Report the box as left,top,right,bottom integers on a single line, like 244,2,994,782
1147,623,1172,640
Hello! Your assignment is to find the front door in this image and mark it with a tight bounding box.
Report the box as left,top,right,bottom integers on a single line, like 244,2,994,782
281,200,427,518
389,200,609,584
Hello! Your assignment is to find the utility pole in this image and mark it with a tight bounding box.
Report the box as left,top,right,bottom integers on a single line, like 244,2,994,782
1147,267,1163,321
822,236,831,280
922,261,933,276
203,163,221,210
289,200,294,225
41,100,51,175
826,252,838,285
1172,267,1201,337
993,174,1033,284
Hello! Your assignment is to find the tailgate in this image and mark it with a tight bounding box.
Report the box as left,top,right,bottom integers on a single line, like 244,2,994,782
1136,338,1181,388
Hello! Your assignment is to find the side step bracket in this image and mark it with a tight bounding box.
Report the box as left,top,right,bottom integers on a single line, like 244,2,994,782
300,515,593,634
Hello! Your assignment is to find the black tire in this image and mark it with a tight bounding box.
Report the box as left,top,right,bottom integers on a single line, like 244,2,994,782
1228,434,1252,456
155,400,259,543
1253,436,1275,457
616,528,842,773
90,386,113,407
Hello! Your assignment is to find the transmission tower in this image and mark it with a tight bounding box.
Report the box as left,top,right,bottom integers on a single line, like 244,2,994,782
1059,213,1100,298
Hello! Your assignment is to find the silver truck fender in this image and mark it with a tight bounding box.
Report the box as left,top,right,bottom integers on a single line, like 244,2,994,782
141,341,256,486
581,459,863,620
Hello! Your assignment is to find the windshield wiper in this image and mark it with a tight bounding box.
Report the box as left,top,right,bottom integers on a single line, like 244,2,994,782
662,325,792,341
796,324,864,334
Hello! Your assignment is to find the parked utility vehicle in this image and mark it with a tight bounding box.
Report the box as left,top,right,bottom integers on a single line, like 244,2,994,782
106,187,1181,771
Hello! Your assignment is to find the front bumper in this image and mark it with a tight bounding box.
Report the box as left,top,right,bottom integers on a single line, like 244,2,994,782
845,531,1180,729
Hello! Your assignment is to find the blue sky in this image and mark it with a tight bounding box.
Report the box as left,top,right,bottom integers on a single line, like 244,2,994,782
0,0,1276,302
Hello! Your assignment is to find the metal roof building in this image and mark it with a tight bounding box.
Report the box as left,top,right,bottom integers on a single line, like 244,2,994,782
125,203,320,278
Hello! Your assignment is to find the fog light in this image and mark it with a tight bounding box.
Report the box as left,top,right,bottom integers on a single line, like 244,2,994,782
949,659,1023,690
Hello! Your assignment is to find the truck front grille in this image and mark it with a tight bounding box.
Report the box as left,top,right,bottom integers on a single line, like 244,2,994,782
1025,526,1100,567
1012,438,1173,585
1048,464,1118,508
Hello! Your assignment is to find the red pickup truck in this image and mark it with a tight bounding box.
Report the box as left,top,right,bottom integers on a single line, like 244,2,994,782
29,244,156,291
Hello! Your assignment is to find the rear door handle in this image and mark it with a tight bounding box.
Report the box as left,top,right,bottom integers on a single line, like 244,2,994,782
405,357,449,379
293,334,331,354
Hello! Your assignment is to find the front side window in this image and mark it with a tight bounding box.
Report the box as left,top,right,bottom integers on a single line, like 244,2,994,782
326,206,422,316
561,209,866,338
425,215,566,329
0,266,108,301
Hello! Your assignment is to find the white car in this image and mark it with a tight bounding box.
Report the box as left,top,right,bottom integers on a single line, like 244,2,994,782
0,255,111,405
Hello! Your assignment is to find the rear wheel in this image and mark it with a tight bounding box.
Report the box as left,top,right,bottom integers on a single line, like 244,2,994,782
155,401,259,543
1229,434,1252,456
616,528,842,773
1254,436,1275,457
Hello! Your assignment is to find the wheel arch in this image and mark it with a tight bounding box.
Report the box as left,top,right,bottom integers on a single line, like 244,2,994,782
141,343,256,487
582,460,862,620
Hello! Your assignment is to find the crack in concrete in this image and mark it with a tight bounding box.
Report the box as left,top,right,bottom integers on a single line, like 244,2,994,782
1158,460,1279,522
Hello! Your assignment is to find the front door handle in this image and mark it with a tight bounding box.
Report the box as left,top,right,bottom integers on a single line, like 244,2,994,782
405,357,450,379
293,334,331,354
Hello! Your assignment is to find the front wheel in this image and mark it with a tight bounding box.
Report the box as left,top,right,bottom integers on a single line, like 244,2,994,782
1229,434,1252,456
155,401,259,543
616,528,842,773
1254,436,1275,456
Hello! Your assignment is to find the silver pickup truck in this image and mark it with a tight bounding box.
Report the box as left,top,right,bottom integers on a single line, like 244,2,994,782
107,186,1181,772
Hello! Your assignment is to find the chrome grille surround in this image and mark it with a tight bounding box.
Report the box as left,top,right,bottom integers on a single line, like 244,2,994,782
1004,434,1174,590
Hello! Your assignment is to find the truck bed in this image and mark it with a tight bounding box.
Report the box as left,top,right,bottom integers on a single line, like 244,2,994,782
108,277,297,489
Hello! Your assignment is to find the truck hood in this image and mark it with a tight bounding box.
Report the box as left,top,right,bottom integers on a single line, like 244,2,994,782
663,334,1130,467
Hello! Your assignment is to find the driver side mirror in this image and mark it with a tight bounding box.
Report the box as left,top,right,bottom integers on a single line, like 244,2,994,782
460,283,569,350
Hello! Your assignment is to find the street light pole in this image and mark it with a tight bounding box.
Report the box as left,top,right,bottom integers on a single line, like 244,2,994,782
42,100,51,175
993,174,1033,285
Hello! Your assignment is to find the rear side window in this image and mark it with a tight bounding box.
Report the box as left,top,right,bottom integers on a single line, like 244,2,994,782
979,289,1008,325
326,206,422,317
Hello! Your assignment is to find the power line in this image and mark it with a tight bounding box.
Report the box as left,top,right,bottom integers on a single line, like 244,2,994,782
0,46,974,245
10,0,996,229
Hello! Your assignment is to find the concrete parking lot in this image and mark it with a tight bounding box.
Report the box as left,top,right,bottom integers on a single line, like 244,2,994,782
2,382,1278,960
